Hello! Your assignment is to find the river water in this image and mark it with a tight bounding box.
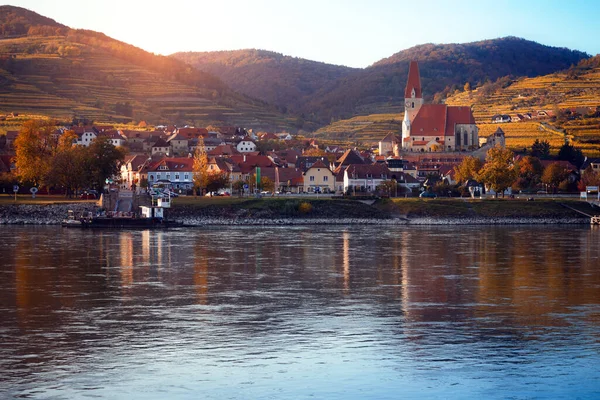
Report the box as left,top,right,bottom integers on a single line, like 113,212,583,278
1,225,599,399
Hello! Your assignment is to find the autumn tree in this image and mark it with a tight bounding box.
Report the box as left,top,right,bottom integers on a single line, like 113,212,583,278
541,163,569,193
513,155,543,191
303,147,326,157
260,176,275,192
454,156,483,184
193,137,208,196
578,166,600,191
14,119,59,187
477,146,516,198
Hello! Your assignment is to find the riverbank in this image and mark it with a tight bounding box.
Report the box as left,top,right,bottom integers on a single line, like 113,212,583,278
0,197,596,225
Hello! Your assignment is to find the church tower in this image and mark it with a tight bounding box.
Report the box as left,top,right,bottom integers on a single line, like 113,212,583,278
401,61,424,149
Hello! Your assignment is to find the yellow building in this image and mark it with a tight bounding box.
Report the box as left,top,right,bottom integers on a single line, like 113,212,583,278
303,160,336,193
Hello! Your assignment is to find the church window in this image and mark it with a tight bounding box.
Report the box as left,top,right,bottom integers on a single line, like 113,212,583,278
464,132,468,146
412,102,415,108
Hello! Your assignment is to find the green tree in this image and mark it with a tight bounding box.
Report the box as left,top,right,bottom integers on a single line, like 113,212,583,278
232,179,245,196
557,142,585,169
541,163,569,193
205,171,230,194
47,145,88,197
192,137,208,196
86,136,126,193
530,139,550,159
477,146,516,198
454,156,483,184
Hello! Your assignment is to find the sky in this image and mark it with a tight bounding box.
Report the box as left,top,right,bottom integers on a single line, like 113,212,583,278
8,0,600,68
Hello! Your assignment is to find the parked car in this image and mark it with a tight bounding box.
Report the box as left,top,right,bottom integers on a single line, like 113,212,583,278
80,192,97,200
419,191,437,198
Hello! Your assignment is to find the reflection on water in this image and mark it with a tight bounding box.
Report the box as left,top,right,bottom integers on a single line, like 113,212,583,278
1,225,599,399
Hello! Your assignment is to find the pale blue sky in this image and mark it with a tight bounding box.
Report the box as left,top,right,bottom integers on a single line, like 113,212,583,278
7,0,600,67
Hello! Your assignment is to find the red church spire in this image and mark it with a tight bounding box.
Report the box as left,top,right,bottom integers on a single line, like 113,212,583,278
404,61,422,99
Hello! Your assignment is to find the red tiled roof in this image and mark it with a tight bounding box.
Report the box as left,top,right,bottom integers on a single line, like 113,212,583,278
147,157,194,172
308,159,329,169
345,163,392,179
445,106,476,135
404,61,422,99
411,104,447,137
208,144,239,156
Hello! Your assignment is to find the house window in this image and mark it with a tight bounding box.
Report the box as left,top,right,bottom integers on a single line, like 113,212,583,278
149,174,154,182
310,176,315,182
175,174,180,180
166,173,170,180
323,176,328,182
184,173,189,180
157,173,161,180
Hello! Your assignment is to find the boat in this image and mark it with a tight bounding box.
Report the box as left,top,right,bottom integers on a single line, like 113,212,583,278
62,197,183,229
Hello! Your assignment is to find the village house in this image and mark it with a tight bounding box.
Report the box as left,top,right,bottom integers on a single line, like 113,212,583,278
73,126,97,147
236,137,257,153
151,138,171,156
167,132,189,155
120,154,151,189
146,157,194,191
343,164,392,194
303,160,336,193
491,114,511,123
98,130,127,147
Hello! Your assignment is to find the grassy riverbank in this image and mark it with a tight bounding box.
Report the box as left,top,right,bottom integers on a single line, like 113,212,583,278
167,196,597,220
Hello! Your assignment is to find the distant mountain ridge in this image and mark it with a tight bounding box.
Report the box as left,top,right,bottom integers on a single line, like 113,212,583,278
174,37,589,125
173,49,357,114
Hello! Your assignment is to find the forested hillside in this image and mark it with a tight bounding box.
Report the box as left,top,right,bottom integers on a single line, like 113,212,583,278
175,37,589,125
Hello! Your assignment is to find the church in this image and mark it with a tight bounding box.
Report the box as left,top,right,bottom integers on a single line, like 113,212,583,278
400,61,479,152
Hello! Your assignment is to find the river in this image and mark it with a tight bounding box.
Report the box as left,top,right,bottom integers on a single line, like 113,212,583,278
1,225,599,399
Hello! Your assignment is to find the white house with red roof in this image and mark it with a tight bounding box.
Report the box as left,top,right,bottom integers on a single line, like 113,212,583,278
236,137,257,153
343,164,392,193
147,157,194,190
401,61,478,152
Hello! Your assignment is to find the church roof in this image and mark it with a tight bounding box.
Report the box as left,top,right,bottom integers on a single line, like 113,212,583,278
411,105,476,137
404,61,422,99
411,104,447,137
445,106,476,135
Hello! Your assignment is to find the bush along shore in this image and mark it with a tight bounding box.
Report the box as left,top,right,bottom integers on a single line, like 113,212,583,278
0,198,595,225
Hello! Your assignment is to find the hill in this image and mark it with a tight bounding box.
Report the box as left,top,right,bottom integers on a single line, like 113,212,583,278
174,37,589,125
173,50,356,116
0,6,297,131
445,54,600,156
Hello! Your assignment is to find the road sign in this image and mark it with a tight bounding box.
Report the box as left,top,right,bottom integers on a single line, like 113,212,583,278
243,184,249,190
30,187,38,199
13,185,19,193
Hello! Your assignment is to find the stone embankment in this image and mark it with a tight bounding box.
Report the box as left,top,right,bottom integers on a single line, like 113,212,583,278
0,204,590,226
0,203,97,225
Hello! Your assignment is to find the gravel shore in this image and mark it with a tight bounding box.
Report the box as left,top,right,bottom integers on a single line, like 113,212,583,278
0,204,589,226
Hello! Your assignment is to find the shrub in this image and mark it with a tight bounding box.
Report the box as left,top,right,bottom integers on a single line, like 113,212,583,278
298,202,312,214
